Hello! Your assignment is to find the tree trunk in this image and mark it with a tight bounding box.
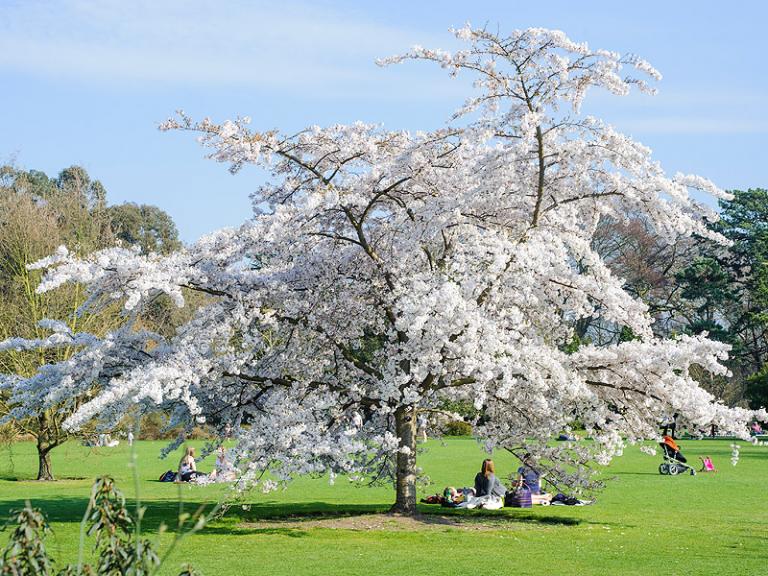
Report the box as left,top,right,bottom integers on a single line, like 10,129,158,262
391,406,418,516
37,445,54,481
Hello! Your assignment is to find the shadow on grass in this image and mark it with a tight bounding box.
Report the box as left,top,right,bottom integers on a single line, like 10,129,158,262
233,501,388,520
0,497,215,532
0,495,585,535
0,476,88,482
227,500,584,526
419,505,583,526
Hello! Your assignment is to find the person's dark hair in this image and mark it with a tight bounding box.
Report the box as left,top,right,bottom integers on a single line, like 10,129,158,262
481,458,495,478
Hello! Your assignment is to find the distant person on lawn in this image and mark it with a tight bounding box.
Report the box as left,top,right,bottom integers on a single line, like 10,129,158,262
177,446,204,482
209,446,238,482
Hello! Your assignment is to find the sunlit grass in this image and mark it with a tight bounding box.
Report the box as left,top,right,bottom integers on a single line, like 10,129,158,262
1,438,766,575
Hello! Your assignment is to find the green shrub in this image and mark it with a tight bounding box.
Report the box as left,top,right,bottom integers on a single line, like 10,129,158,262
438,399,480,421
443,420,473,436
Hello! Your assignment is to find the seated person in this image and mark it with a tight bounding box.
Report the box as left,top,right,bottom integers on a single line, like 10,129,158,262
474,459,507,499
177,446,204,482
444,486,475,503
421,486,475,506
209,446,239,482
516,453,552,505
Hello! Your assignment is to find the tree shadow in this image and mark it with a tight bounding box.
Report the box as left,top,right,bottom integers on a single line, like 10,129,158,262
0,496,217,532
227,501,584,530
232,501,388,520
0,475,88,482
0,496,586,537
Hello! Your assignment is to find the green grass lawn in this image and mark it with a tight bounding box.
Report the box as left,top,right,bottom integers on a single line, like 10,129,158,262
0,438,766,575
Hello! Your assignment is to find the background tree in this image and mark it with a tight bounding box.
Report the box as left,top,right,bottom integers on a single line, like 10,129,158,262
586,215,698,344
0,165,116,479
107,202,182,255
107,201,188,340
0,165,183,479
591,196,768,408
3,28,763,512
676,189,768,407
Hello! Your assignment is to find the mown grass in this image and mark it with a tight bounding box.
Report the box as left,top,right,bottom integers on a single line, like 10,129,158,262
0,437,766,575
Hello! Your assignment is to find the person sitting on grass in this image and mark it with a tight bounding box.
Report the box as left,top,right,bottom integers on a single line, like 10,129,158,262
209,446,238,482
699,455,717,473
452,459,506,509
177,446,204,482
516,453,552,505
474,458,507,499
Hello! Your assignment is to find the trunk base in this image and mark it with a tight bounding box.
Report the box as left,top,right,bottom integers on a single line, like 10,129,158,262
388,504,421,517
37,449,55,481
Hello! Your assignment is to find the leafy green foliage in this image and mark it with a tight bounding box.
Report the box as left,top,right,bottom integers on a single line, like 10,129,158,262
438,399,480,422
676,257,733,324
0,165,106,210
711,190,768,406
745,366,768,410
83,477,160,575
0,506,53,575
107,203,181,255
443,420,473,436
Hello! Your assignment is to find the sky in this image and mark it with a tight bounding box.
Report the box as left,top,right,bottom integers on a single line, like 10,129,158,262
1,0,766,243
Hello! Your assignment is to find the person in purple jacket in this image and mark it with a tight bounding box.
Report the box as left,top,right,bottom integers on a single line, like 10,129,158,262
516,453,543,494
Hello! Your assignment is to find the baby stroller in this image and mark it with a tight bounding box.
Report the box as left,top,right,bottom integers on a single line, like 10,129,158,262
658,436,696,476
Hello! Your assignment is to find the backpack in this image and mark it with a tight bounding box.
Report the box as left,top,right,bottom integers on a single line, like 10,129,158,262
159,470,176,482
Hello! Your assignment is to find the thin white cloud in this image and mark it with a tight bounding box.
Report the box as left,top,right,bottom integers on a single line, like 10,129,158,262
0,0,462,98
2,1,764,133
582,89,767,135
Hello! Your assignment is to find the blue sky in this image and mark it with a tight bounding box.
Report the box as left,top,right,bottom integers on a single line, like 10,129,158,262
1,0,766,243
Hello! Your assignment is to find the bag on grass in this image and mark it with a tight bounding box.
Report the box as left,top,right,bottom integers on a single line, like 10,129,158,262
551,493,581,506
159,470,176,482
504,484,532,508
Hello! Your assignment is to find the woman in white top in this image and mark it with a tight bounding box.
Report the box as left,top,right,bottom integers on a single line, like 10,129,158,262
178,446,202,482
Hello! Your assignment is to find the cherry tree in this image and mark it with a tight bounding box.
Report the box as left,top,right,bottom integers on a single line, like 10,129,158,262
3,26,764,513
